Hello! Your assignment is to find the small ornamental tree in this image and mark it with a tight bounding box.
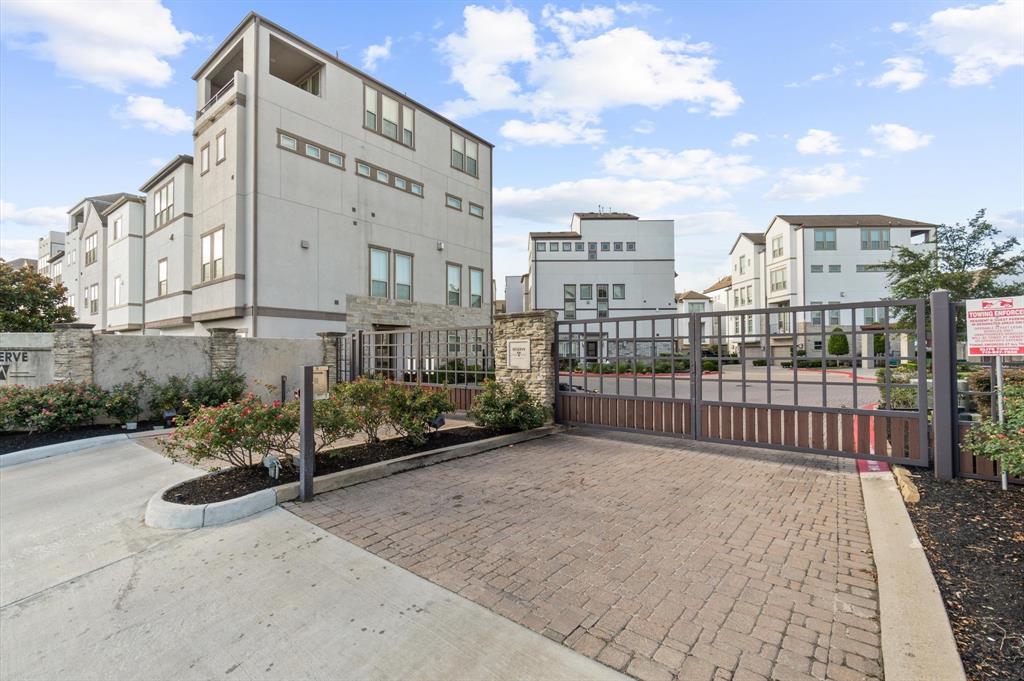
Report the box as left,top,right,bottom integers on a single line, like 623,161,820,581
827,327,849,357
0,261,76,332
964,384,1024,477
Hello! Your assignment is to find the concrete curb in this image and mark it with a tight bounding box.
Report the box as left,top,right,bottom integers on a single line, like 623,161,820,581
0,427,175,470
145,425,562,529
859,469,967,681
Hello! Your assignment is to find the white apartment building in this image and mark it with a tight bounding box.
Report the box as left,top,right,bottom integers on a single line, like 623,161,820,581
504,274,525,314
187,12,492,337
101,195,147,332
36,230,64,281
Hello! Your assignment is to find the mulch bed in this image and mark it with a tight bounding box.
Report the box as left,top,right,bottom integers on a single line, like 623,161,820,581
162,426,512,505
0,421,162,455
905,474,1023,681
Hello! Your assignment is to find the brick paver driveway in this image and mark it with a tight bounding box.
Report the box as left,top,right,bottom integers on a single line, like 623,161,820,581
287,429,882,681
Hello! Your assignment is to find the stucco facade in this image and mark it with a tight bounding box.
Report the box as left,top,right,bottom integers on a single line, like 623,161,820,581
102,196,146,333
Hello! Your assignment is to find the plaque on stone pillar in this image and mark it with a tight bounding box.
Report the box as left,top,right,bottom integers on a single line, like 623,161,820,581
507,339,531,370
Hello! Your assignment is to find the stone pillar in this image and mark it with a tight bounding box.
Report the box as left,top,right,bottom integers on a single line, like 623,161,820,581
317,332,345,384
209,328,239,375
494,311,557,418
52,323,95,384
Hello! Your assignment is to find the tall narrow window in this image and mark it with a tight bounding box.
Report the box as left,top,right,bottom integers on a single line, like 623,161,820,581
154,180,174,228
89,284,99,314
200,144,210,173
597,284,609,318
771,235,783,258
157,258,168,296
381,95,399,140
200,228,224,282
447,263,461,306
370,248,389,298
216,131,226,163
470,268,483,308
113,218,124,241
465,138,478,176
85,234,98,265
113,275,122,306
395,253,412,300
451,133,465,171
364,85,378,129
563,283,576,320
402,105,414,146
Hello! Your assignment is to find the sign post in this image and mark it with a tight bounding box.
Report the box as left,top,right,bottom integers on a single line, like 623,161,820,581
965,296,1024,490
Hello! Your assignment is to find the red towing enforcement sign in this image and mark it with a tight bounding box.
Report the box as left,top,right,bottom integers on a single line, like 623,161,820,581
965,296,1024,356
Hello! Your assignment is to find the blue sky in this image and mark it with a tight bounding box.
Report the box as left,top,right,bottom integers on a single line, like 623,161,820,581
1,0,1022,294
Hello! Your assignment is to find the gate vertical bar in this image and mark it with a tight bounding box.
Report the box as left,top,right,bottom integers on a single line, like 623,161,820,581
930,290,955,480
915,299,929,465
298,365,315,502
689,313,702,438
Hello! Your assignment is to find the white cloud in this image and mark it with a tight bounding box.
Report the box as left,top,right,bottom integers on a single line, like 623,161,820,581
616,2,658,16
632,120,655,134
361,37,393,71
796,129,843,155
0,239,39,261
868,123,934,151
0,200,69,228
919,0,1024,86
600,146,764,185
870,56,927,91
785,65,845,88
440,5,741,145
765,164,865,202
501,117,605,145
890,21,910,33
730,132,758,147
1,0,195,92
859,148,877,157
114,96,191,134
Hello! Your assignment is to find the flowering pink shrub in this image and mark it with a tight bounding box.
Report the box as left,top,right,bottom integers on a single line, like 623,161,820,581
0,382,107,433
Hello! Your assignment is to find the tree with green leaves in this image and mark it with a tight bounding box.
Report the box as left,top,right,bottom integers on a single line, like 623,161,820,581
827,327,849,357
886,209,1024,303
0,261,76,332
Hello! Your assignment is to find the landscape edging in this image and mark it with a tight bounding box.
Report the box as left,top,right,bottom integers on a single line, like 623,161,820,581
859,469,967,681
145,425,563,529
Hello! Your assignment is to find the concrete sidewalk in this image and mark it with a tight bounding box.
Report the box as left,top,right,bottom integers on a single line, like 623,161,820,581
0,442,621,681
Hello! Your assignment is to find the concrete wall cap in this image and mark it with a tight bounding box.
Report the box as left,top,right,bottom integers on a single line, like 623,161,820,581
53,323,95,330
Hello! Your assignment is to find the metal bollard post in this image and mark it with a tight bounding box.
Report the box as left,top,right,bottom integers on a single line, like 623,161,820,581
299,365,315,501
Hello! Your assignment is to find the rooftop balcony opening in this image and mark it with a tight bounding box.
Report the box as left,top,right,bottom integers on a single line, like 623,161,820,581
269,35,322,96
200,41,243,118
910,229,932,245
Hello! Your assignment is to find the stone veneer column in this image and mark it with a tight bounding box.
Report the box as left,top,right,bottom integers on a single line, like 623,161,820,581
52,323,95,384
493,311,557,418
209,328,239,375
317,332,345,384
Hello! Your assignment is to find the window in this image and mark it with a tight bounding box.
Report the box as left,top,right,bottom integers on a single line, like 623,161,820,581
380,95,399,140
580,284,593,300
536,242,547,252
770,268,787,292
279,133,297,151
861,228,890,250
297,70,320,95
370,248,389,298
68,294,75,309
597,284,609,318
305,143,321,160
154,180,174,228
739,256,747,275
810,264,823,273
395,253,412,301
771,235,783,258
68,249,76,265
410,183,423,196
688,302,704,313
445,194,463,211
84,234,98,266
746,315,754,333
828,264,841,273
364,85,377,129
828,305,841,326
402,105,414,146
470,268,483,308
814,228,836,251
52,263,61,286
447,264,461,305
574,242,584,252
376,169,389,183
157,258,168,296
809,302,822,326
734,290,740,307
451,131,478,176
563,284,576,320
113,218,124,241
562,243,572,252
88,284,98,314
626,242,636,251
394,176,407,191
356,162,371,177
469,203,484,218
857,264,888,273
863,307,882,324
200,144,210,173
216,131,226,163
612,284,625,300
613,242,623,251
746,285,752,303
600,242,610,251
327,152,343,167
113,275,122,306
200,228,224,282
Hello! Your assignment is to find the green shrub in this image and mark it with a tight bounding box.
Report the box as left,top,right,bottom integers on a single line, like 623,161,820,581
701,359,717,372
0,382,107,433
827,327,849,356
468,379,549,431
967,368,1024,418
385,385,454,445
146,375,193,415
964,384,1024,477
105,380,143,424
163,393,295,468
190,369,247,408
339,377,391,443
752,359,767,367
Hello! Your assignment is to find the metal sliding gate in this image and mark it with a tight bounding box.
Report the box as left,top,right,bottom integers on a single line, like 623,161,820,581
555,298,931,467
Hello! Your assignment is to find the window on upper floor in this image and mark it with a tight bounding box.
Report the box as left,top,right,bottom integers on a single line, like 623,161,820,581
535,242,546,252
861,228,890,250
395,252,413,301
626,242,636,251
269,35,323,97
470,268,483,308
857,264,888,273
829,264,841,273
771,235,783,258
279,133,297,151
445,194,463,211
200,228,224,282
828,306,841,326
112,275,122,306
200,144,210,174
562,242,572,252
216,131,227,163
154,180,174,228
580,284,593,300
113,218,124,241
688,302,704,313
364,84,415,148
810,264,823,273
739,256,747,275
600,242,610,252
381,94,400,140
305,143,321,160
451,131,478,177
157,258,168,296
574,242,584,252
447,263,462,306
84,234,98,266
88,283,99,314
612,284,625,300
814,228,836,250
613,242,623,251
563,284,576,320
370,247,389,298
469,203,484,219
596,284,609,318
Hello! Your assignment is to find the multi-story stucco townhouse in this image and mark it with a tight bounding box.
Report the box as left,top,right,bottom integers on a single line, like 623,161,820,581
186,12,492,337
728,232,766,354
37,231,64,282
100,194,147,333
